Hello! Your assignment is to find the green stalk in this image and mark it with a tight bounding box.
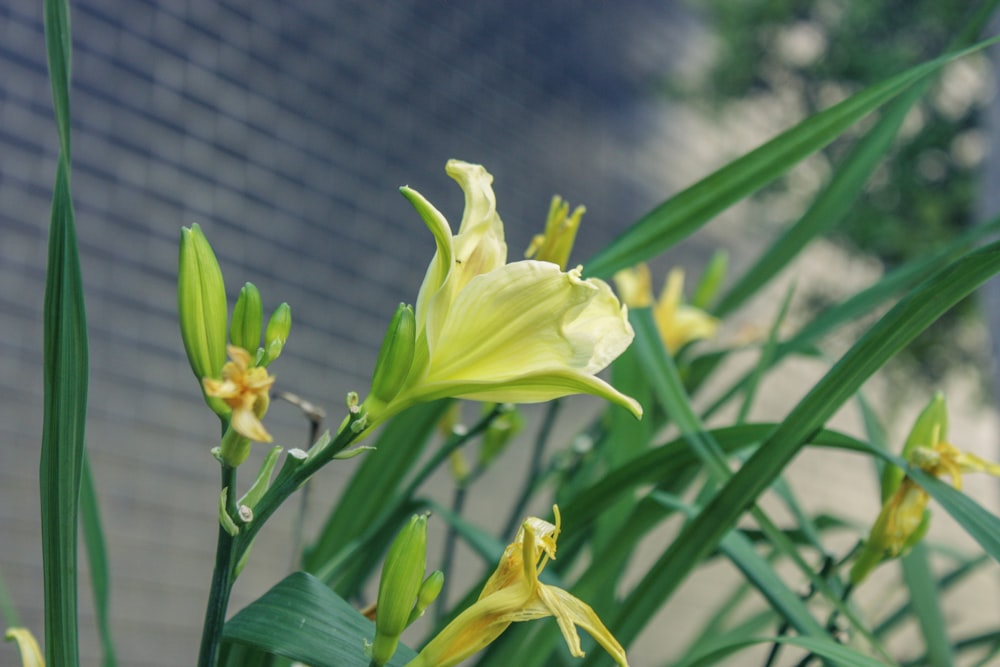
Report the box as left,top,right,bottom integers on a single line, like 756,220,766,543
197,464,238,667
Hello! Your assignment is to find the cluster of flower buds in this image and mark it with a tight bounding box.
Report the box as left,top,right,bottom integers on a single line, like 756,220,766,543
178,223,291,466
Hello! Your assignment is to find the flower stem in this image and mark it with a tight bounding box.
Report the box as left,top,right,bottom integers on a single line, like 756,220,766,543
435,483,467,624
501,400,560,538
198,463,238,667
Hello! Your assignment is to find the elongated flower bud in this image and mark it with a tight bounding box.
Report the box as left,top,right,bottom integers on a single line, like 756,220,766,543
408,570,445,626
370,304,416,405
231,282,263,352
372,514,428,666
263,302,291,366
178,224,227,398
881,393,947,502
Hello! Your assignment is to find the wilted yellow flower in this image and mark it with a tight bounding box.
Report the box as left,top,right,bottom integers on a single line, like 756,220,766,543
851,394,1000,584
909,440,1000,490
406,507,628,667
613,264,718,353
360,161,640,430
525,195,585,270
203,345,275,442
4,628,44,667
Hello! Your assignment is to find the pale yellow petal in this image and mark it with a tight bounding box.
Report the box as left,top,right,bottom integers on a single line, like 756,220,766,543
662,306,719,353
546,586,630,667
654,268,684,328
431,371,642,418
427,262,631,382
231,407,272,443
653,269,718,353
401,186,454,336
226,345,252,370
958,451,1000,477
446,160,502,237
389,261,640,417
4,628,45,667
202,377,239,399
409,585,531,667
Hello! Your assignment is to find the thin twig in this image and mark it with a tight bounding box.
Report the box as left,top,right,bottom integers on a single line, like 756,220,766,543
276,390,326,570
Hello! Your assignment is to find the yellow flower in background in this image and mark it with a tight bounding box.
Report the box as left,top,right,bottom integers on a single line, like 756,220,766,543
4,628,44,667
851,393,1000,584
525,195,585,270
406,507,628,667
203,345,275,442
360,160,641,430
613,263,718,353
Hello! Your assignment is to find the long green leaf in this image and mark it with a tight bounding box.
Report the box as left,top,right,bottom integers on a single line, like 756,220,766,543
594,240,1000,657
901,542,954,667
41,0,88,664
222,572,417,667
715,85,920,317
80,454,117,667
583,38,999,279
676,635,893,667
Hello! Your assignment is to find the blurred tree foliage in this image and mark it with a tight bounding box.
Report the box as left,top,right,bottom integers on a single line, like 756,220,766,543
689,0,994,382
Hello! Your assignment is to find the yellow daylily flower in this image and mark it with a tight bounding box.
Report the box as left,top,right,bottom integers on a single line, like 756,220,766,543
851,394,1000,584
613,263,718,353
203,345,275,442
5,628,45,667
360,160,641,430
406,506,628,667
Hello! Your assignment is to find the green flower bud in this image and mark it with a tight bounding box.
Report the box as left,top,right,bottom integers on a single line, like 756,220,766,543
263,302,291,366
691,249,729,310
177,224,228,409
231,282,263,352
372,514,428,666
881,393,947,502
407,570,445,625
369,304,416,405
